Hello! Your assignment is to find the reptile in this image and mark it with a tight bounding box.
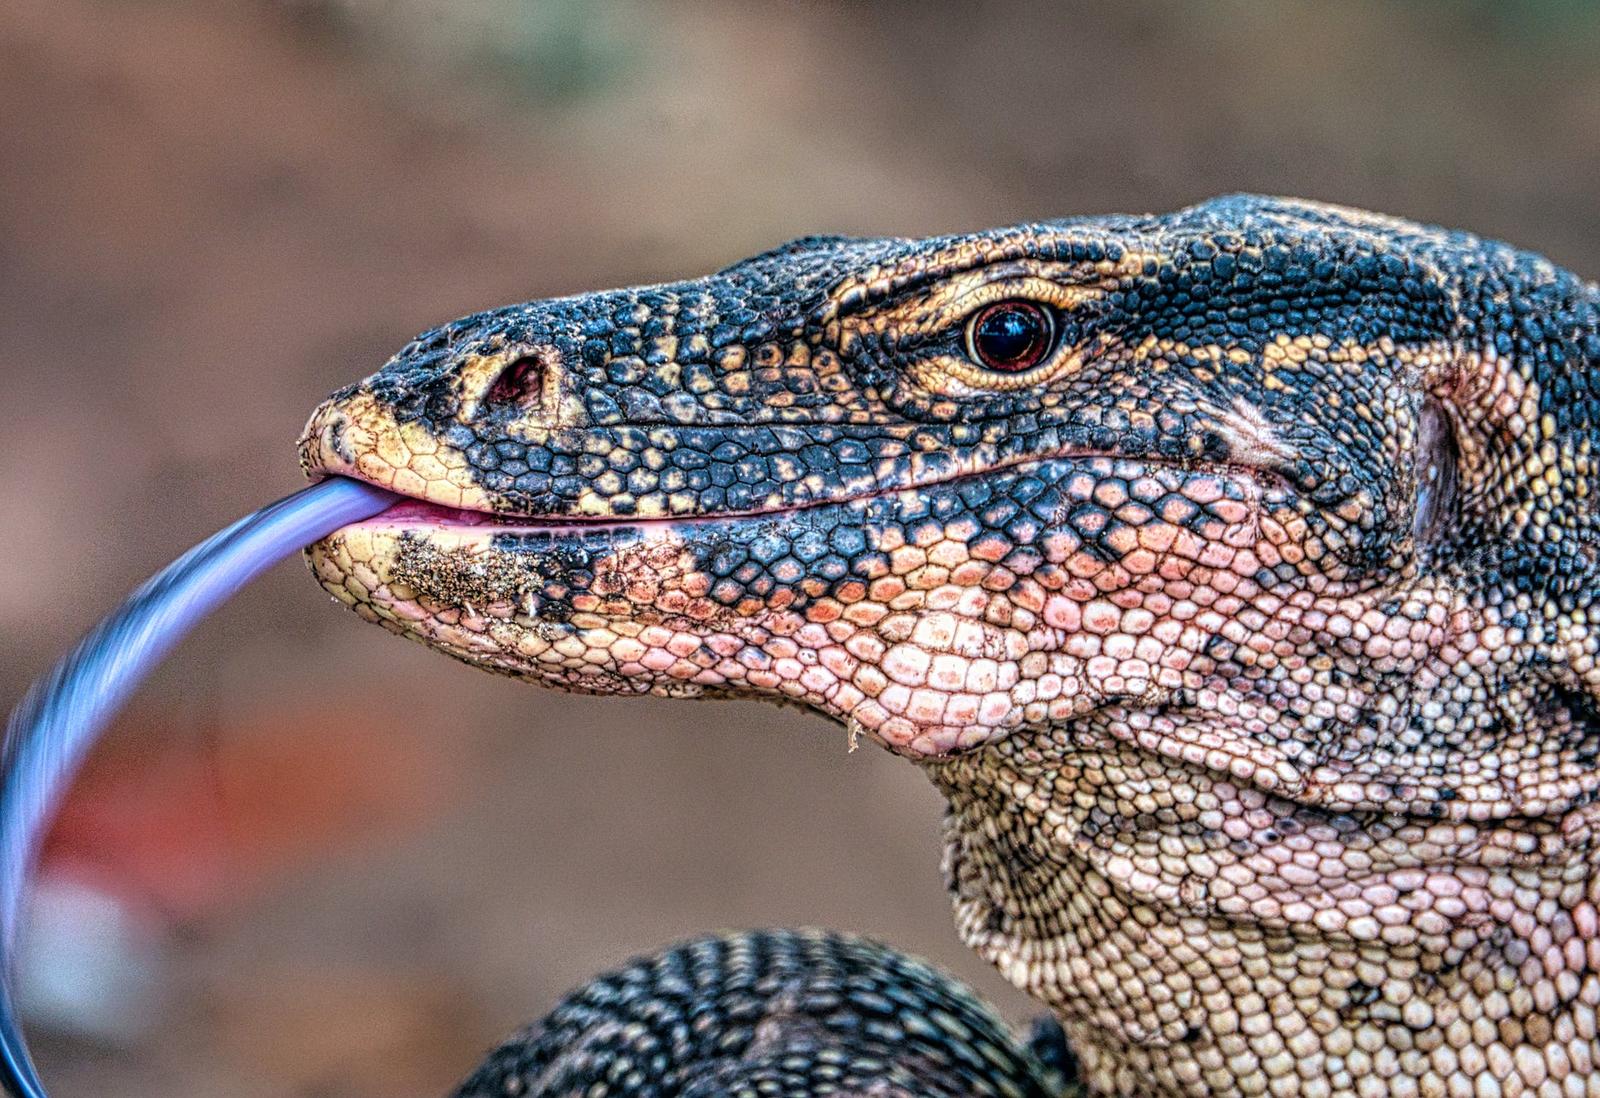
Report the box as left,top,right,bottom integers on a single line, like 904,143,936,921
294,195,1600,1097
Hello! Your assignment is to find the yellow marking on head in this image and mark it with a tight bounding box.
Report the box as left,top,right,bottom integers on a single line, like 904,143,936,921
299,389,494,511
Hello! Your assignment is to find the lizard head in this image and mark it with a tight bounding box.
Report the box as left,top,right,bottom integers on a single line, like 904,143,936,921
300,195,1596,775
301,195,1600,1090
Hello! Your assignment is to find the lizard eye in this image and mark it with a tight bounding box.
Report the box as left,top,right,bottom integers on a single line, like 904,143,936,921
966,301,1056,372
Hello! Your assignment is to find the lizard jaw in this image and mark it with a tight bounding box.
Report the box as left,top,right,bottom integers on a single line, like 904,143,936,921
309,459,1570,824
305,450,1318,763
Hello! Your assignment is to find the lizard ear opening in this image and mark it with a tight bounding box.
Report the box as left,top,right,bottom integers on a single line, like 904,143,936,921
1413,395,1459,548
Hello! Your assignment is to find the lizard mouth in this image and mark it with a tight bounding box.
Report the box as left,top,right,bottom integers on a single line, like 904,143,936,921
319,448,1292,536
345,495,722,533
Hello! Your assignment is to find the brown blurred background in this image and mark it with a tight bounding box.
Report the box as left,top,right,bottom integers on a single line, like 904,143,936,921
3,1,1600,1094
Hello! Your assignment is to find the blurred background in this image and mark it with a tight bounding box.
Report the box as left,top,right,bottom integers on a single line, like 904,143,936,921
3,1,1600,1094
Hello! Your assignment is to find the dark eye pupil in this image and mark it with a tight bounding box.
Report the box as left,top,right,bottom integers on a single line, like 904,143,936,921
970,302,1052,371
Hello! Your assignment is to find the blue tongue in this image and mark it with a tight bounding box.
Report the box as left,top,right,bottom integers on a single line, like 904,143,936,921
0,476,399,1098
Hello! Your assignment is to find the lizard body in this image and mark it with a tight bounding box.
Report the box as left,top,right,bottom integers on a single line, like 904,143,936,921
299,195,1600,1097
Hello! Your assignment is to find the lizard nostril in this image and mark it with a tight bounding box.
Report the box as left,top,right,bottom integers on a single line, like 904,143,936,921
484,354,544,410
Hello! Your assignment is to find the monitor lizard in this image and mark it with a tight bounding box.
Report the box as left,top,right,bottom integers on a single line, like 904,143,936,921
297,195,1600,1097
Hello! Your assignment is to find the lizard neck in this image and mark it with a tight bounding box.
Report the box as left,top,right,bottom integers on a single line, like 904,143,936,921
926,733,1600,1098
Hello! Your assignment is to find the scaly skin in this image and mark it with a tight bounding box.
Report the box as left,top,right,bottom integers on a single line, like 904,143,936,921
299,196,1600,1097
451,929,1068,1098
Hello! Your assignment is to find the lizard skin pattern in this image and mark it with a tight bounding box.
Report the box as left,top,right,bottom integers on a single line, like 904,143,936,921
298,196,1600,1097
451,929,1070,1098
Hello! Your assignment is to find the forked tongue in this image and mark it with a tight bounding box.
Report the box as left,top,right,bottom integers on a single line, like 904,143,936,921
0,476,398,1098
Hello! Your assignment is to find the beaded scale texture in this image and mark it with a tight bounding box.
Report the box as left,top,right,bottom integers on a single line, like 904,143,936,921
298,196,1600,1097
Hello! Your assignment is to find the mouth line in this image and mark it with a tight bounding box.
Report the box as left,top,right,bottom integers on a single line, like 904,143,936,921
323,448,1286,536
